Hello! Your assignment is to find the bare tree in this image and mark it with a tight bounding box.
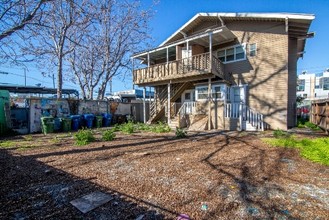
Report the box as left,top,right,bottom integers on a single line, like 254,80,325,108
67,0,153,100
22,0,90,98
0,0,51,63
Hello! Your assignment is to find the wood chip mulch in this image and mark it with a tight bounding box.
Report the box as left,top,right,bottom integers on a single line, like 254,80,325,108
0,130,328,219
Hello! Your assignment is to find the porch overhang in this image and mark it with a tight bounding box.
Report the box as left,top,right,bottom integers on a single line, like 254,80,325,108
132,26,236,63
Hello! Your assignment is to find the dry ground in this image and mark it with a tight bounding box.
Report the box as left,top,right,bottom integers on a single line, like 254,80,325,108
0,129,328,219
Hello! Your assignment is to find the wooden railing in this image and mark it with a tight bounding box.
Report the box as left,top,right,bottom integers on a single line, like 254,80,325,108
148,83,191,123
225,103,267,131
133,52,225,85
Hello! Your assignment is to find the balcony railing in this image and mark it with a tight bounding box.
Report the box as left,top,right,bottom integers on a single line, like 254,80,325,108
133,52,225,85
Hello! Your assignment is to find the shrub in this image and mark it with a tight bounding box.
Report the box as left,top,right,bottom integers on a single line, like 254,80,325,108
135,122,151,131
102,129,116,141
74,129,95,146
120,121,135,134
175,127,187,138
151,122,171,133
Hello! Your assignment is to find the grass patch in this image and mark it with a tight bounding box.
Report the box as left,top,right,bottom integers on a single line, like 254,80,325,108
297,117,320,130
112,122,172,134
74,129,95,146
263,136,329,166
0,140,16,148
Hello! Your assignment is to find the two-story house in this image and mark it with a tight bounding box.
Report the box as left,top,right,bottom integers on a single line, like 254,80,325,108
132,13,314,131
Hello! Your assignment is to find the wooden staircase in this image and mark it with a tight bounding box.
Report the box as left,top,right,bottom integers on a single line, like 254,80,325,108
148,82,193,123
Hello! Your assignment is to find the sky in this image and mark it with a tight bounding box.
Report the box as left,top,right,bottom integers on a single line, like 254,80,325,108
1,0,328,94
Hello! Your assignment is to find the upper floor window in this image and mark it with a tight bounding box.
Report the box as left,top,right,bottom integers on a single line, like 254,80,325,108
217,44,246,63
297,79,305,91
249,43,257,57
320,77,329,90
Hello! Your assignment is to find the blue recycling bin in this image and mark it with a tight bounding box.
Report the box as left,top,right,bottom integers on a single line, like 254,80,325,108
70,115,81,131
102,113,112,127
83,114,94,128
54,117,62,132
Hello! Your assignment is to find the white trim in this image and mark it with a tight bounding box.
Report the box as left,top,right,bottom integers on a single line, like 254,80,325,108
160,12,315,46
216,43,246,64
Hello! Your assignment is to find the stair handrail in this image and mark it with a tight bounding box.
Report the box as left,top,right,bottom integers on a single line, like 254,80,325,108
242,104,265,131
225,103,266,131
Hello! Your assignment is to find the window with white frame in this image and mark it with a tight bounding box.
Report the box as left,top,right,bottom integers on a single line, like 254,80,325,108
217,44,246,63
195,85,225,100
249,43,257,57
212,85,221,99
196,87,208,100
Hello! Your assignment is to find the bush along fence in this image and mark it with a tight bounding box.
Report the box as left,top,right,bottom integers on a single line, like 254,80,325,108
310,99,329,134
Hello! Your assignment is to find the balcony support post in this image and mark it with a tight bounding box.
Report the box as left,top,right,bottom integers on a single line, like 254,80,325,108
166,47,169,77
208,78,212,130
132,57,135,89
209,32,213,73
143,87,146,123
167,82,171,124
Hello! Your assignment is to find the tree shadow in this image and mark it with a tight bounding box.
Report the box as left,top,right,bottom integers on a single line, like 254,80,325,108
0,148,177,219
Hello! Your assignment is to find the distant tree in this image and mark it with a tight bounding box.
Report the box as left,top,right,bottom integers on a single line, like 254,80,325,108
67,0,153,100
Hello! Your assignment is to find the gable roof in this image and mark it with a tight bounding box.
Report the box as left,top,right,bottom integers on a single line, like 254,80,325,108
160,12,315,46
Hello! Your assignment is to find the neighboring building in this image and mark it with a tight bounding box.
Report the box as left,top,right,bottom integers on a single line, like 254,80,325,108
108,89,154,102
132,13,314,130
297,70,329,101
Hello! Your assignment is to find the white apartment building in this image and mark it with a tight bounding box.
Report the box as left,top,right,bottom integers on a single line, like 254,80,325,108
297,69,329,100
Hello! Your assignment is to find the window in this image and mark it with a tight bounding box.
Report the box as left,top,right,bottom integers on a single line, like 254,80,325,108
249,43,257,57
217,44,246,63
234,87,240,102
297,79,305,91
212,86,221,99
195,85,225,100
320,77,329,90
185,92,191,100
196,87,208,100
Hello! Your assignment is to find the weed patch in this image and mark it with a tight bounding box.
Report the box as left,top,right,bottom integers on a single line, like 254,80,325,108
175,127,187,138
102,129,116,141
74,129,95,146
263,136,329,165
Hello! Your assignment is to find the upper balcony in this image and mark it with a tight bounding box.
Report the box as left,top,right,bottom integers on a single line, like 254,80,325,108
133,52,225,86
132,26,237,86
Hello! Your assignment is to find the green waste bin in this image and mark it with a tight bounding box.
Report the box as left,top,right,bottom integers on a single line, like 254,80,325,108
61,118,72,132
95,116,103,128
41,116,54,135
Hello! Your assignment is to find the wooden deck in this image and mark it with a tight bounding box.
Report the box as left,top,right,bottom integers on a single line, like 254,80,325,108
133,52,225,86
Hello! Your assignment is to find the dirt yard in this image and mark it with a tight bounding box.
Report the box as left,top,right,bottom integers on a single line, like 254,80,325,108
0,129,328,219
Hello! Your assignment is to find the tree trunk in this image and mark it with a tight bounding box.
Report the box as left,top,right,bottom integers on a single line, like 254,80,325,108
57,54,63,99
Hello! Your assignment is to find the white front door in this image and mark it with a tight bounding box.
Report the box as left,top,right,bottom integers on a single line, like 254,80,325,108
182,90,195,114
231,85,246,104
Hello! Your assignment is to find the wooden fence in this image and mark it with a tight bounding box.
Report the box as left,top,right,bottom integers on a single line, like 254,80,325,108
310,99,329,134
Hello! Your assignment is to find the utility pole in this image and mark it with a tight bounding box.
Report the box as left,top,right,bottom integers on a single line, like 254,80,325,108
24,68,26,86
52,73,55,89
